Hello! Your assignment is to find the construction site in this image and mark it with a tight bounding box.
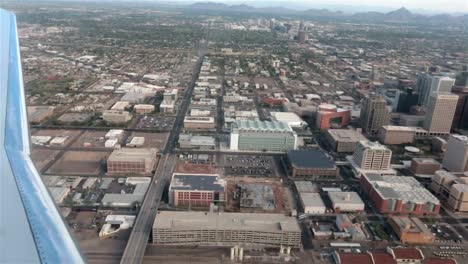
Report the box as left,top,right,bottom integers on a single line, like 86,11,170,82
225,177,295,214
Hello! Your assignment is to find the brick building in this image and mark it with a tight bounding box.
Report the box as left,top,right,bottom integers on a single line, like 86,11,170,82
360,174,440,215
169,173,226,208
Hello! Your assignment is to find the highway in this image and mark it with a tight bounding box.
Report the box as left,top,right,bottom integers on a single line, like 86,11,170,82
119,35,207,264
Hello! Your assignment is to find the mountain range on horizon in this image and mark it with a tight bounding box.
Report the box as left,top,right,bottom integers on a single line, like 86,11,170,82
186,2,468,25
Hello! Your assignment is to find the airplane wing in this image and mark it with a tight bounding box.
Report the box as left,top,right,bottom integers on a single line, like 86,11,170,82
0,9,84,264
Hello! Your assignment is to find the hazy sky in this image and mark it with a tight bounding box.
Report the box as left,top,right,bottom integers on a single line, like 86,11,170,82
217,0,468,13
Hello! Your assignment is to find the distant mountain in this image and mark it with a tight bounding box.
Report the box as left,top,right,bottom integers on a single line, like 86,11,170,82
186,3,467,25
189,2,229,10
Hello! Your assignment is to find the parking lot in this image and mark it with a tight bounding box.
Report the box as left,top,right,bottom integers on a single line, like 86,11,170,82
430,224,463,243
136,115,175,131
223,155,278,177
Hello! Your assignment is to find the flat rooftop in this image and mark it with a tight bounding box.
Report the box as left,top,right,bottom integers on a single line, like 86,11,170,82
153,211,300,232
364,174,439,204
327,129,366,142
108,148,157,162
300,192,326,208
390,216,432,235
169,173,225,192
294,181,319,193
328,192,365,205
288,149,336,169
233,119,293,132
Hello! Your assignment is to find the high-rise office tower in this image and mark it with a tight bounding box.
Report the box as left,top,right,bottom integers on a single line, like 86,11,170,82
452,86,468,130
393,88,419,113
360,94,390,133
455,66,468,87
423,93,458,135
417,74,455,106
442,135,468,172
298,30,306,44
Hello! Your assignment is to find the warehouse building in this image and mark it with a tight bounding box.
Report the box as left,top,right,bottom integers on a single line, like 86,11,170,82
126,137,145,148
326,129,367,153
270,112,307,129
388,216,435,244
169,173,226,208
184,116,216,130
121,92,146,103
328,192,365,213
300,192,326,214
152,211,301,248
431,170,468,212
230,119,297,152
360,174,440,215
102,110,132,124
287,149,338,179
178,134,215,150
107,148,158,176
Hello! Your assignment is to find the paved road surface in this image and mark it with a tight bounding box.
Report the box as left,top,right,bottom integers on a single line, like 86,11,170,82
120,33,207,263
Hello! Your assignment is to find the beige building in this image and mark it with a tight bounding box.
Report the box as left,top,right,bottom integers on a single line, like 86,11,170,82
326,129,367,153
134,104,155,114
28,106,55,123
379,126,415,144
431,170,468,212
103,110,132,124
442,135,468,172
183,116,216,130
152,211,301,248
410,158,441,175
107,148,158,176
378,126,428,145
347,141,395,177
360,94,390,133
388,216,435,244
423,93,458,135
111,101,130,111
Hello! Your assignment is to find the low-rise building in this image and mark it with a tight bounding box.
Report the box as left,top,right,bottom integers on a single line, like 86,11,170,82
230,119,297,152
328,192,365,213
183,116,216,130
107,148,158,176
152,211,301,248
134,104,155,114
178,134,215,150
287,149,338,179
388,216,435,244
111,101,130,111
127,137,145,148
270,112,306,129
103,110,132,124
121,92,146,103
360,174,440,215
379,126,429,145
169,173,226,208
326,129,367,153
299,192,326,214
410,158,441,175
